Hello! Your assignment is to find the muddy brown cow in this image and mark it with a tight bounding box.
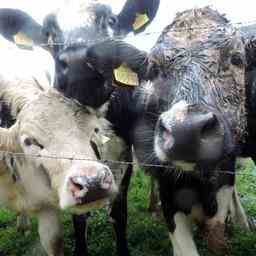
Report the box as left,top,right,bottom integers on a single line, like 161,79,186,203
131,7,255,256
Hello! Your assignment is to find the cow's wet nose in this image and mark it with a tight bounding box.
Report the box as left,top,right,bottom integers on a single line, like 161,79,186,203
69,166,115,204
158,110,224,163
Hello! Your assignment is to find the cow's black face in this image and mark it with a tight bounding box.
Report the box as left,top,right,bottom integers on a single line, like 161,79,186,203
0,1,160,108
152,7,247,170
54,45,113,108
41,0,158,108
42,2,117,107
154,101,226,167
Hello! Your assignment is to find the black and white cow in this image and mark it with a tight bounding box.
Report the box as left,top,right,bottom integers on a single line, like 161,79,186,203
12,6,256,256
0,1,160,256
0,0,159,109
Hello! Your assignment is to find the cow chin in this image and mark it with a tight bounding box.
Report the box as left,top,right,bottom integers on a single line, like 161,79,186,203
59,182,117,213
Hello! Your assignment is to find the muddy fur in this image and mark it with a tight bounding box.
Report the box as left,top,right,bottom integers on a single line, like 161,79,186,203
146,7,247,147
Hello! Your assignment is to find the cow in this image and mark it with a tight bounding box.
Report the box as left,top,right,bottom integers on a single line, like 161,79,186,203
0,0,159,108
20,6,256,256
0,2,160,256
0,39,120,256
126,7,254,256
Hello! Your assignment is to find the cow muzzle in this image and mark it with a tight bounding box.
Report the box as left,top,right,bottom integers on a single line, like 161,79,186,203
60,162,117,211
154,102,225,167
69,166,115,204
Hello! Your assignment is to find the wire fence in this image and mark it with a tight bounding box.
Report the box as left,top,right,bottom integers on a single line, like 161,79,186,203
0,149,256,178
0,17,256,207
6,19,256,49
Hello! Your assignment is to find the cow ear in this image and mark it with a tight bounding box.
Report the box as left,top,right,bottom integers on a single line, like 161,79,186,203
0,8,47,50
245,37,256,69
86,40,149,87
240,25,256,69
116,0,160,36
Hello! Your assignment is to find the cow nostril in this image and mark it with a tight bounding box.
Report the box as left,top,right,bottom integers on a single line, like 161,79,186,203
101,169,113,190
200,114,219,138
70,176,86,191
108,15,118,27
59,59,68,71
158,119,175,150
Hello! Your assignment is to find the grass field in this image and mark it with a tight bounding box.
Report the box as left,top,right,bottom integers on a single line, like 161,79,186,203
0,160,256,256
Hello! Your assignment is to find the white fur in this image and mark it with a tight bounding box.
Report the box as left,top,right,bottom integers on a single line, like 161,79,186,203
169,212,199,256
57,1,96,33
161,100,188,126
229,186,250,230
207,186,234,226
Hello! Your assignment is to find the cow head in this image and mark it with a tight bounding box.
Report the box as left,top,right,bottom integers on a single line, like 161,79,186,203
82,7,256,173
151,7,253,170
0,0,159,107
0,71,117,213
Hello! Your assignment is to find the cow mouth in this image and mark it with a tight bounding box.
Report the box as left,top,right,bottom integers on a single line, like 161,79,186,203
69,174,115,205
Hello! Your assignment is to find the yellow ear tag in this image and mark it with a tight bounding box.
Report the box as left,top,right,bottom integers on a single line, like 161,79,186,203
114,64,139,87
101,135,111,145
13,32,33,50
133,13,150,31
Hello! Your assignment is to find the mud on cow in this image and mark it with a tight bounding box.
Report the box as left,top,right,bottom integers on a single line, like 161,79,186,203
31,6,256,256
131,7,256,256
0,40,117,256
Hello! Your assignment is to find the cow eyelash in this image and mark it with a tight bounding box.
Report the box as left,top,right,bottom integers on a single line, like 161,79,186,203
108,16,117,27
24,138,44,149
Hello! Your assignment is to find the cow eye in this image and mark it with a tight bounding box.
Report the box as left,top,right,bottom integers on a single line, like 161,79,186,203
231,53,244,67
24,138,44,149
108,16,118,27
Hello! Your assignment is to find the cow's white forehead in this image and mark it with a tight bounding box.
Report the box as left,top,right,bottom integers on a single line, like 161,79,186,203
57,0,99,32
56,0,113,34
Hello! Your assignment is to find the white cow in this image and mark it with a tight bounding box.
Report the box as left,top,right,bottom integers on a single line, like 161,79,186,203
0,38,117,256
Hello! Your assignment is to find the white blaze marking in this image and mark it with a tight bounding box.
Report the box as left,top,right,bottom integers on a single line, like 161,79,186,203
161,100,189,126
57,1,96,32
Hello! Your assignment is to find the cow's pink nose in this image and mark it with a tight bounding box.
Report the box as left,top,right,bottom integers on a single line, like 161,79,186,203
69,167,114,204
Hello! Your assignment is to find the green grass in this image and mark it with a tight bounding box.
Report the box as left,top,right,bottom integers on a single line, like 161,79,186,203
0,162,256,256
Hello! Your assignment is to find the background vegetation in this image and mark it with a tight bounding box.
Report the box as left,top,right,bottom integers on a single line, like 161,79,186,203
0,159,256,256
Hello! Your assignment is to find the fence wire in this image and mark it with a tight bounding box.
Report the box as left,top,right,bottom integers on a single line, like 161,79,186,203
0,149,256,178
9,19,256,49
